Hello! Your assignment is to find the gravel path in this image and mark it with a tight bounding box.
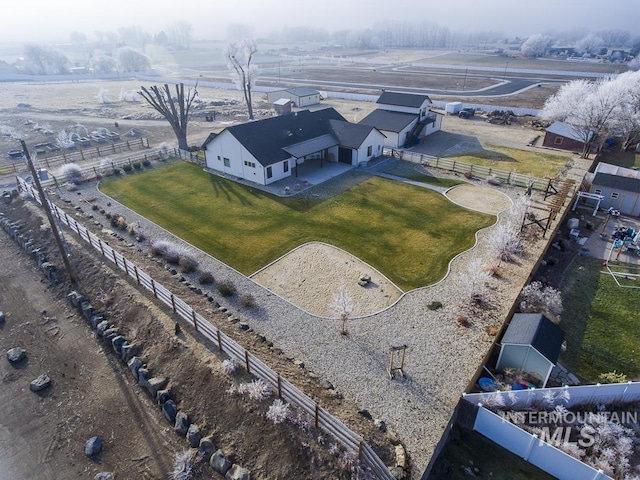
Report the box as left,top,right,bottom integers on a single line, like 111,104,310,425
51,161,582,477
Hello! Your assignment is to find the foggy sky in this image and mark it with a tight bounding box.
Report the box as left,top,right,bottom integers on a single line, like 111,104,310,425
4,0,638,44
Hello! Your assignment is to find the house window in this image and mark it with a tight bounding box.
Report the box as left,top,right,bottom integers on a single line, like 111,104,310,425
594,189,602,195
611,192,619,199
217,155,221,161
267,166,272,179
243,161,256,168
367,145,372,156
223,157,230,167
284,161,289,173
554,137,563,145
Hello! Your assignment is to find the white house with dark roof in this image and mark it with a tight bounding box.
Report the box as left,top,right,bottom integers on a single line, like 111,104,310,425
359,91,442,148
266,87,321,108
201,108,385,186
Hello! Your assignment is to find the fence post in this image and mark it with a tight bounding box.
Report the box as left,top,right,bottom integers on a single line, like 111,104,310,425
470,164,473,176
151,279,157,298
358,439,363,461
171,294,177,313
244,350,250,373
452,160,456,172
80,149,85,161
507,171,512,184
111,248,117,265
217,329,222,352
134,265,140,285
314,404,319,429
112,143,116,154
191,309,198,332
45,158,51,169
123,258,129,276
277,375,282,398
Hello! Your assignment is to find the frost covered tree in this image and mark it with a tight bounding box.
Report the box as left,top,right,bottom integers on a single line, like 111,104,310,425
519,281,563,322
169,21,193,50
116,47,150,72
457,257,490,306
607,71,640,149
226,39,258,120
330,284,355,335
520,34,553,57
628,56,640,72
96,88,110,104
22,44,70,75
138,83,198,151
575,33,605,56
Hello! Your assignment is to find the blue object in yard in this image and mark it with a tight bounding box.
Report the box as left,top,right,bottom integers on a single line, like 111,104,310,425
511,383,525,391
478,377,499,392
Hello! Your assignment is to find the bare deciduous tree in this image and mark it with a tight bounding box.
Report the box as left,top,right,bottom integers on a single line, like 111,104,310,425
330,284,355,336
226,39,258,120
138,83,198,151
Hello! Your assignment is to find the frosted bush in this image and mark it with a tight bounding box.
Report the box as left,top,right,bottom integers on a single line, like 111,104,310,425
238,379,271,402
150,240,186,263
57,163,83,184
168,450,193,480
266,399,290,424
222,358,238,375
519,281,563,321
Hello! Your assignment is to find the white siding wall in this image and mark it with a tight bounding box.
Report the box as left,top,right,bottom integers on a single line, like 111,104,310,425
377,100,430,116
296,94,320,107
265,159,293,185
380,130,399,148
423,114,443,136
354,130,385,165
205,131,272,186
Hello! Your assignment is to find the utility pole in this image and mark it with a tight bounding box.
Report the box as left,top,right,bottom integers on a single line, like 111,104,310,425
20,140,76,284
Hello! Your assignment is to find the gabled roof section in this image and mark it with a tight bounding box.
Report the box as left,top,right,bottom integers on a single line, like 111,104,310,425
546,121,591,143
273,98,292,106
201,132,218,148
501,313,565,364
358,110,416,133
224,108,347,167
593,172,640,192
377,91,431,108
328,119,379,149
283,134,338,158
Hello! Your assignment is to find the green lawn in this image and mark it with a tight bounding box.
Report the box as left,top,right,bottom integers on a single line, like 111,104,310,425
99,162,494,290
559,256,640,382
448,145,568,178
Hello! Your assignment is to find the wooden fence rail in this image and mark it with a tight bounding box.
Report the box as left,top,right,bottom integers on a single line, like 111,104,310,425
16,176,395,479
384,147,558,191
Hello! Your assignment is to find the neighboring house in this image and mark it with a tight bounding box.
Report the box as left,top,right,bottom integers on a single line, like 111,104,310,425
588,162,640,216
266,87,320,108
358,91,442,148
542,121,591,152
496,313,565,388
201,108,385,186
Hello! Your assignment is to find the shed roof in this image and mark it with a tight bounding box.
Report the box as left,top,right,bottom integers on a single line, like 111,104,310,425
328,119,380,149
377,91,431,108
283,134,338,158
358,110,416,133
593,172,640,193
501,313,565,364
546,121,591,143
273,98,292,106
286,87,320,97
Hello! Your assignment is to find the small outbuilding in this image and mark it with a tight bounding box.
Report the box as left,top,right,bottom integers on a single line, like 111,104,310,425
273,98,293,115
266,87,320,108
496,313,565,388
542,121,591,152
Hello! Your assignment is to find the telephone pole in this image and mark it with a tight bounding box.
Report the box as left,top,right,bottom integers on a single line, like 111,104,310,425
20,140,76,284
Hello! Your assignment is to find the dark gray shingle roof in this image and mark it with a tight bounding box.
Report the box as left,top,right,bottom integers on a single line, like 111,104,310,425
328,119,378,149
501,313,565,364
222,108,347,167
546,121,591,143
358,109,416,133
377,91,431,108
593,172,640,193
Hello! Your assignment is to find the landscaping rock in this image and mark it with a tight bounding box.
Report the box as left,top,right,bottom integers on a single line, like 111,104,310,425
186,423,201,448
210,450,232,476
162,400,177,424
146,377,168,398
7,347,26,363
174,411,189,436
94,473,114,480
111,336,126,355
394,444,406,469
156,389,170,406
137,367,150,389
96,320,110,336
127,356,143,380
85,436,103,457
120,342,138,362
90,313,104,329
225,464,251,480
238,322,250,330
0,311,5,323
30,373,51,391
103,328,119,341
198,436,215,462
374,418,387,433
358,409,373,421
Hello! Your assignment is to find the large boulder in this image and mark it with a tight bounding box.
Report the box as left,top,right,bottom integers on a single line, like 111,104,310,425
186,423,201,448
30,373,51,392
0,311,5,323
226,464,251,480
210,450,232,476
137,367,150,389
146,377,168,399
127,356,144,380
7,347,26,363
174,411,189,436
85,436,103,457
197,436,216,462
162,400,177,424
111,336,126,356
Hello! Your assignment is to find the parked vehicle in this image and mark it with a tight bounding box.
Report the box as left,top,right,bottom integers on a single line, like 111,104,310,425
459,107,475,119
